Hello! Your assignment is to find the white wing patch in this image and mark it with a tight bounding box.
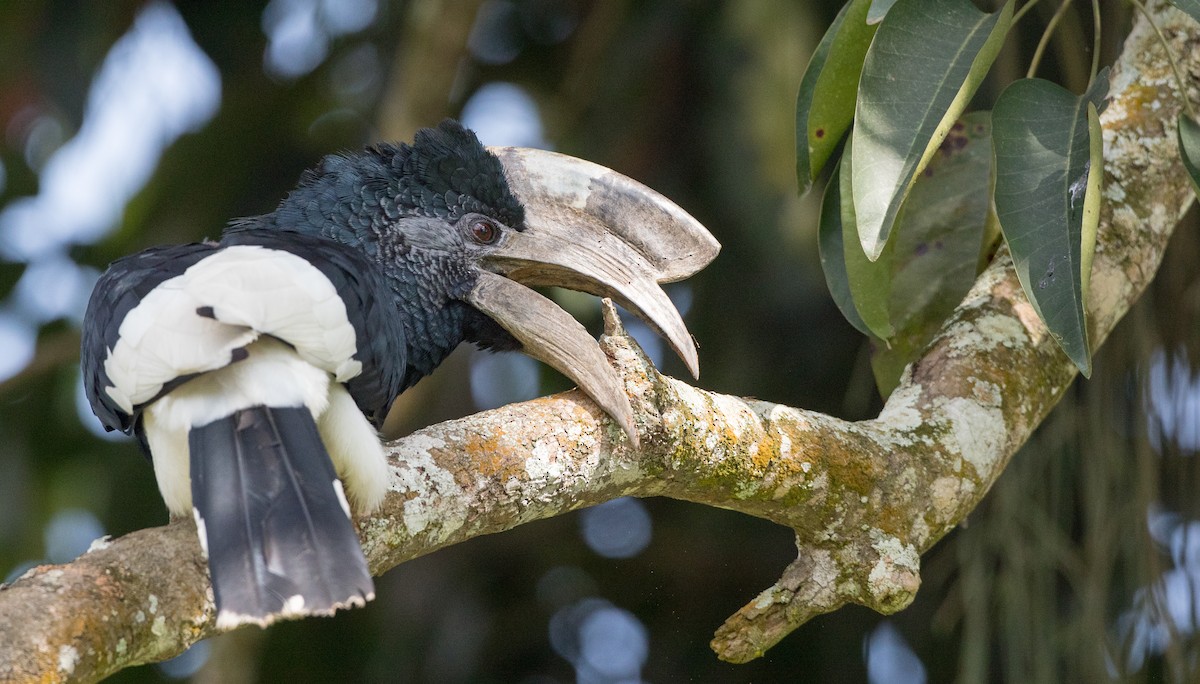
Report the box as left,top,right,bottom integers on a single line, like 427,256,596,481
104,284,259,413
104,245,362,413
180,246,362,381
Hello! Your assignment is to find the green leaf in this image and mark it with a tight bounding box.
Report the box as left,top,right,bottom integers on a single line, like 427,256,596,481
1081,102,1102,305
795,2,850,196
840,133,895,339
867,0,898,24
818,159,872,336
795,0,877,195
852,0,1013,260
820,116,995,391
1169,0,1200,25
1078,71,1109,307
1177,114,1200,196
870,112,993,396
993,78,1107,377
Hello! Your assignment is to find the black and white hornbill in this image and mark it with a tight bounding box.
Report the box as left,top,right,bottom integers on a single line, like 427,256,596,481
80,120,718,629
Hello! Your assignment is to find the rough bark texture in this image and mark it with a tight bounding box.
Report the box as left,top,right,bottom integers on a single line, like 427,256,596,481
2,3,1197,681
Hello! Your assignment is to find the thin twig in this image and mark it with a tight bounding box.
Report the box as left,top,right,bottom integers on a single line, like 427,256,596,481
1028,0,1076,79
1128,0,1197,119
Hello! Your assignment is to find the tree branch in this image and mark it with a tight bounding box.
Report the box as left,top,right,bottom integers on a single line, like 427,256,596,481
2,2,1197,681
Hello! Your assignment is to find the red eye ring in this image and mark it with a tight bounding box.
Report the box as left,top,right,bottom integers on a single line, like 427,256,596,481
470,219,499,244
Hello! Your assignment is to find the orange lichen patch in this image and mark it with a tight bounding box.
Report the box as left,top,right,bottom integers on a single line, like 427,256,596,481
875,500,916,539
746,434,784,474
447,395,601,488
516,392,602,437
452,427,524,486
820,434,879,497
1111,83,1171,128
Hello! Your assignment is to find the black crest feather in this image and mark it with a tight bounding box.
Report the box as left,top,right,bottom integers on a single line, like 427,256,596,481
369,120,525,228
229,120,524,241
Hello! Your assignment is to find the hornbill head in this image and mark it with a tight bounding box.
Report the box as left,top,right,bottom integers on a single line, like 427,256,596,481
464,145,718,442
246,120,719,442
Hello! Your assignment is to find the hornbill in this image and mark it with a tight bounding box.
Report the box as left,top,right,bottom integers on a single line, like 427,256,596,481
80,120,718,629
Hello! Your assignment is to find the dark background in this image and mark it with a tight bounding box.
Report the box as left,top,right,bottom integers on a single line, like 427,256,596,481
0,1,1197,681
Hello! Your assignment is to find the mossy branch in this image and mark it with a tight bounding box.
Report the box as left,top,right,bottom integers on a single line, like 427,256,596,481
1,1,1197,681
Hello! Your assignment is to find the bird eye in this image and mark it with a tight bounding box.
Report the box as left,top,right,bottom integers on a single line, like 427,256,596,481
470,219,499,245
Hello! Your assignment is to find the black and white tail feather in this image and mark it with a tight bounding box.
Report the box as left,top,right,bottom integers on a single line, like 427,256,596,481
81,231,406,628
190,405,373,628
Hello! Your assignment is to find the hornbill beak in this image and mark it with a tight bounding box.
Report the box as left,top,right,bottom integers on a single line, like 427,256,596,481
465,147,719,444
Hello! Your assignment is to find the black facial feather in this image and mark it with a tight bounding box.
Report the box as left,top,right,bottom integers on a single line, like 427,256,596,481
223,119,526,391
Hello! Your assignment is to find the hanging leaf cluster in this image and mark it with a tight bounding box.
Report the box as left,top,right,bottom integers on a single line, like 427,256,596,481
800,0,1116,396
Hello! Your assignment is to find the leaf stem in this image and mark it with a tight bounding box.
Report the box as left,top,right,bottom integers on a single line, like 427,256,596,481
1127,0,1197,119
1089,0,1102,86
1027,0,1075,80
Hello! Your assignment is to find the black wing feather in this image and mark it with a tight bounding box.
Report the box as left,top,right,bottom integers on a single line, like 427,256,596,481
82,233,406,435
81,242,220,435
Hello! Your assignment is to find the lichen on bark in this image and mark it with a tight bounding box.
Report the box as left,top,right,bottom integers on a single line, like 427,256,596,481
0,2,1197,680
